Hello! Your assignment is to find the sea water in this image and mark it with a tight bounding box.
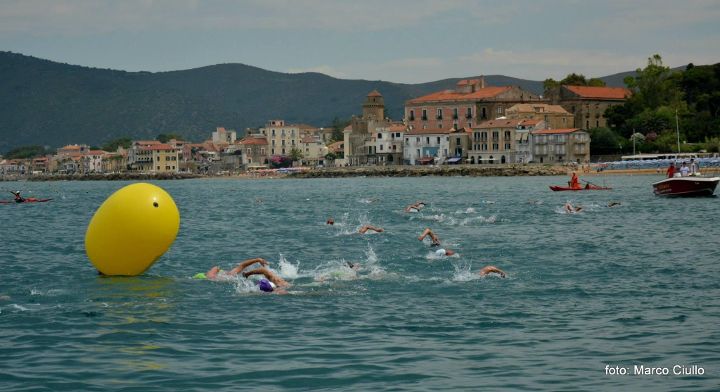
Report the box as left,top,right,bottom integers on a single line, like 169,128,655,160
1,175,718,391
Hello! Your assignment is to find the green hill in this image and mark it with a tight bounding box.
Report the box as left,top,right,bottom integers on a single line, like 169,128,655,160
0,51,624,152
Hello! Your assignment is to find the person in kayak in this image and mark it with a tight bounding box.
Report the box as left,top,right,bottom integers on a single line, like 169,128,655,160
568,172,580,189
11,191,25,203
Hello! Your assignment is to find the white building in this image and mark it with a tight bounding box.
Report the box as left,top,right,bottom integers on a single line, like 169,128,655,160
515,119,546,164
403,127,456,165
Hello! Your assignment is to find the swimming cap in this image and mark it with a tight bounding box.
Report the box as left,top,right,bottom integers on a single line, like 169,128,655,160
192,273,207,280
257,278,275,292
435,249,447,256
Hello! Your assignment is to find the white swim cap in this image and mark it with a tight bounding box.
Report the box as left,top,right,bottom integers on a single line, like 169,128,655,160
435,249,447,256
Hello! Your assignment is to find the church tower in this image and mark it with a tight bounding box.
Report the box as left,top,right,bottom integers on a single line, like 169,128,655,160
362,90,385,120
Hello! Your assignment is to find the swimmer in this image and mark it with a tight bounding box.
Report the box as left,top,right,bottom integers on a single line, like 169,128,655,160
405,201,426,212
346,261,361,271
195,257,269,281
434,248,456,257
358,225,384,234
418,227,441,246
326,217,335,225
242,267,290,293
478,265,506,278
564,202,583,213
607,201,621,208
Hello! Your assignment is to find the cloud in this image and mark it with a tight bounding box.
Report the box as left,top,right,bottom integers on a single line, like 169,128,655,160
0,0,469,35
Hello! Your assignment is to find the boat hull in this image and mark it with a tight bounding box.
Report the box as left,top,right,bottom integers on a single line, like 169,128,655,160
652,177,719,197
549,185,611,191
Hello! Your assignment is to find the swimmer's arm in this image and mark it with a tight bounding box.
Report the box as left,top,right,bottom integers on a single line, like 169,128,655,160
480,266,506,278
243,267,289,287
229,258,268,274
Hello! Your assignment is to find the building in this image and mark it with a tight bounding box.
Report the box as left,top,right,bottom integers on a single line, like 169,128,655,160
299,134,328,167
373,123,406,165
468,119,519,164
138,144,179,173
260,120,304,157
344,90,395,166
404,126,463,165
237,135,269,168
212,127,237,145
546,85,631,129
530,128,590,164
505,103,574,130
405,77,542,131
515,119,546,164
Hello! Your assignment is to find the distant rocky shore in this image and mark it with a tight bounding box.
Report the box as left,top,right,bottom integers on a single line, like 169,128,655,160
288,165,567,178
19,172,202,182
2,164,572,182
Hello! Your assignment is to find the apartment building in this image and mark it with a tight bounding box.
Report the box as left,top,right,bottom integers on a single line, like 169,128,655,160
531,128,590,164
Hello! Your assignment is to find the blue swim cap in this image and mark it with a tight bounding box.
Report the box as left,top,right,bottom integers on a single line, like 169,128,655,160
257,278,275,292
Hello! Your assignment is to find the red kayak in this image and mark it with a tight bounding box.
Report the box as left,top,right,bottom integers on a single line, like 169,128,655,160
549,184,611,191
0,198,53,204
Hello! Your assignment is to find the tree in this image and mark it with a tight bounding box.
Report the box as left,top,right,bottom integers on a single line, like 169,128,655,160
543,78,560,91
330,117,350,142
4,145,51,159
157,133,183,143
101,137,132,152
324,152,337,161
560,73,588,86
587,78,606,87
589,127,625,155
625,54,682,110
289,147,304,162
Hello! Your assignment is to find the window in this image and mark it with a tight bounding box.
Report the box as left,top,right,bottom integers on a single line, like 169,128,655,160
247,148,252,155
281,140,285,146
586,120,590,128
505,143,511,150
281,130,286,137
426,137,430,144
480,107,486,119
437,137,441,144
467,107,474,119
562,117,566,124
409,110,415,121
271,148,275,154
378,133,382,139
504,131,511,140
291,140,295,146
260,148,265,155
493,143,499,151
282,148,286,154
422,109,428,121
481,132,488,142
380,145,384,151
272,129,276,136
596,120,599,128
453,108,458,119
272,140,275,146
497,106,503,115
482,144,488,151
492,131,499,142
436,108,443,120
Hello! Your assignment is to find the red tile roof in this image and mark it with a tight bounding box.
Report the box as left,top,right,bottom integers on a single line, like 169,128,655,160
531,128,583,135
238,137,268,145
327,141,344,152
518,119,542,126
367,90,382,97
388,124,407,132
140,144,175,151
407,86,511,104
405,127,456,135
474,119,520,129
565,86,631,100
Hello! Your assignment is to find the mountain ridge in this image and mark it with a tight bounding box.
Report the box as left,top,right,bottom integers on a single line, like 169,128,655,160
1,51,638,152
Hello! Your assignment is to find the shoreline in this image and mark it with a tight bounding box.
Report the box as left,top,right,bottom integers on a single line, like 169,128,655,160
5,165,717,182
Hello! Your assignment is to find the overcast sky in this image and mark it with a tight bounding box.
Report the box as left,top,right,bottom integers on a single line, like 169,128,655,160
1,0,719,83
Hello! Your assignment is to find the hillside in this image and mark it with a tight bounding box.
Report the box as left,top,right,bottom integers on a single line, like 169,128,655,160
0,51,625,152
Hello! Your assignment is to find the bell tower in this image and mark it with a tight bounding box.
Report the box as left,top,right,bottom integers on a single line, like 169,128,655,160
362,90,385,120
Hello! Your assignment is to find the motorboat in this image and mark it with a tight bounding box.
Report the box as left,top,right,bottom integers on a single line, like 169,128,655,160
652,175,720,196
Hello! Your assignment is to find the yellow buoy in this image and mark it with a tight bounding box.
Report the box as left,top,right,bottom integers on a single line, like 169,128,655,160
85,183,180,276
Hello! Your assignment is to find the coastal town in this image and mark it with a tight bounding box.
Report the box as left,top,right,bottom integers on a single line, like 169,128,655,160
1,77,631,178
